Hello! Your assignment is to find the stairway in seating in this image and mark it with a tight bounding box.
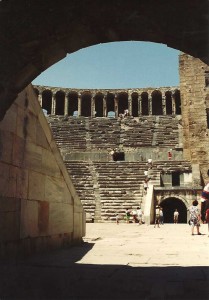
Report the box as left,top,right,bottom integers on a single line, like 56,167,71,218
65,160,96,218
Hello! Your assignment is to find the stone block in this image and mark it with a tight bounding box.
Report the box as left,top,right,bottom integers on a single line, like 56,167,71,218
16,167,28,199
26,85,42,117
12,135,26,167
0,104,17,134
48,203,73,235
0,200,20,241
25,142,43,173
36,121,49,149
20,199,39,238
0,130,14,164
42,149,61,177
0,162,16,198
28,170,45,201
45,176,65,203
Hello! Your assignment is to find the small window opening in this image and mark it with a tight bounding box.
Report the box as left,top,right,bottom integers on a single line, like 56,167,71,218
172,171,180,186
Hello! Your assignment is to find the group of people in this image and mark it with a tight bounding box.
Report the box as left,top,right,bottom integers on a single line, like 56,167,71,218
116,207,144,225
154,206,164,228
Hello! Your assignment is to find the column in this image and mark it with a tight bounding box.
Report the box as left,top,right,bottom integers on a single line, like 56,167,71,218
114,94,118,117
51,93,56,115
78,93,81,117
172,92,176,115
91,94,96,117
128,92,132,116
162,94,166,115
64,94,68,116
148,93,152,115
103,94,107,117
138,93,142,116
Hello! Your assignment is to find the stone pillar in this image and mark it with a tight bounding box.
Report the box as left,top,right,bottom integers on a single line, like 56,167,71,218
78,94,81,117
114,94,118,118
103,94,107,117
64,94,68,116
172,92,176,115
138,93,142,116
51,93,56,115
148,93,152,115
91,94,96,117
128,93,132,116
162,94,166,115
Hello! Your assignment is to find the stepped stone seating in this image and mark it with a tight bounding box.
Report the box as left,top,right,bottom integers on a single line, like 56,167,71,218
153,160,192,173
47,116,87,151
65,160,96,217
45,115,192,222
93,161,157,221
88,118,121,149
121,117,155,147
154,116,179,148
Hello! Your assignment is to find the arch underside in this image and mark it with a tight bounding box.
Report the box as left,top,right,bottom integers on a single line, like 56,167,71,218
0,0,208,120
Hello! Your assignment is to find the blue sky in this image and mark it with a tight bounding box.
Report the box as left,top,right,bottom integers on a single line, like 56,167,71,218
32,41,180,89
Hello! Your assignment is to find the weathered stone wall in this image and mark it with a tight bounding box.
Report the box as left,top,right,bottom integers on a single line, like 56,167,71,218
0,85,85,258
179,53,209,183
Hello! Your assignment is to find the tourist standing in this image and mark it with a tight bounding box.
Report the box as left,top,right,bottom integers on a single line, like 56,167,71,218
160,207,164,225
174,209,179,224
188,200,201,235
205,204,209,236
147,158,153,169
143,179,149,195
136,207,143,225
154,205,160,228
116,214,119,225
125,208,131,223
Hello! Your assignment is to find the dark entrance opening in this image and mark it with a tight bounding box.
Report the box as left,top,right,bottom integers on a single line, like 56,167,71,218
160,197,187,223
113,151,125,161
172,171,180,186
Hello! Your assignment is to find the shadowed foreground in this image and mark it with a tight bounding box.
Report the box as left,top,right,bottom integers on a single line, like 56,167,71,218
0,223,208,299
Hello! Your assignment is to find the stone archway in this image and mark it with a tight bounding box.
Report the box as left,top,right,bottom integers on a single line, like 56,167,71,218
0,1,208,120
160,197,188,223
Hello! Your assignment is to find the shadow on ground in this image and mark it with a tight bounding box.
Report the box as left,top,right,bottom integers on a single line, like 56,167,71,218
0,242,208,300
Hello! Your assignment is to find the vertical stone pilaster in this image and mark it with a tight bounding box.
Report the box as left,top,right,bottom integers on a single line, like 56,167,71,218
138,93,142,116
172,92,176,115
128,92,132,116
64,94,68,116
114,94,118,118
51,93,56,115
91,94,95,117
162,94,166,115
78,94,81,117
103,94,107,117
148,93,152,115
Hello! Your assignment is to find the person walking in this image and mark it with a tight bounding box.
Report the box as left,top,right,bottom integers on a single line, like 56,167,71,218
188,200,202,235
174,209,179,224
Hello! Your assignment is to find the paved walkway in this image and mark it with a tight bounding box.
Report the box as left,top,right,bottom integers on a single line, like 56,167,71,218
0,223,209,299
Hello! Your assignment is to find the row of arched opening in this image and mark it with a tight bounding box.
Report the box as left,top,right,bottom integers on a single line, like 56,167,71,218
34,87,181,117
